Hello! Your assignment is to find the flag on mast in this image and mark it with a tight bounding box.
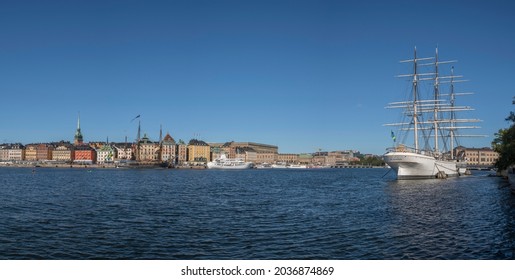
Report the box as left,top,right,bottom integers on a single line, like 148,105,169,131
391,130,396,142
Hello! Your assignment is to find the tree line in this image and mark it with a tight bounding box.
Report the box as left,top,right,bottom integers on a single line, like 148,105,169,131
492,97,515,171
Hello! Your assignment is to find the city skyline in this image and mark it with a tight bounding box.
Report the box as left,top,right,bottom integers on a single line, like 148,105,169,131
0,111,496,156
1,1,514,155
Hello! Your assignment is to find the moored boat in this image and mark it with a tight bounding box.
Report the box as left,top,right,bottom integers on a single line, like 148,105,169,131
207,154,253,169
383,47,484,179
288,164,308,169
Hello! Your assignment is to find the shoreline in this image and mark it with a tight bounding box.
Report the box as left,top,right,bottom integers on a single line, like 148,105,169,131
0,162,387,170
0,162,207,169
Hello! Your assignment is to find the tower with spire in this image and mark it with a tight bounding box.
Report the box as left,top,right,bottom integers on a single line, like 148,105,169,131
74,113,84,145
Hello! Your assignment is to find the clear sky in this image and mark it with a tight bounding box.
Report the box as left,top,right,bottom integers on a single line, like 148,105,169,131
1,0,514,155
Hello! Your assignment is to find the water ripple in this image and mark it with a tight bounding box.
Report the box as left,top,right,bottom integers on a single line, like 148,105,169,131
0,168,514,259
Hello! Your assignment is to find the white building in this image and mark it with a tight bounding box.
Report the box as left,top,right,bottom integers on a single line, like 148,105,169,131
0,143,24,161
97,145,116,164
114,143,133,160
161,133,176,163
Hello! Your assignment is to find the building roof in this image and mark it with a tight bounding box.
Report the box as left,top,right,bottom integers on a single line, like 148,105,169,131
163,133,176,144
236,147,256,153
188,139,209,146
0,143,24,149
74,145,95,151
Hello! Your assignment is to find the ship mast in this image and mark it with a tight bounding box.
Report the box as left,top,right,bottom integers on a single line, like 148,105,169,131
413,47,420,152
385,47,485,158
433,47,440,154
449,66,456,159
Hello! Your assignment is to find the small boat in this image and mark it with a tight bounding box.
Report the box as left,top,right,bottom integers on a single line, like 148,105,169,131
207,154,253,169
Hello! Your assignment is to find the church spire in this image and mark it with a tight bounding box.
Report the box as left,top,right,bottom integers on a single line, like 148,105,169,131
74,112,83,145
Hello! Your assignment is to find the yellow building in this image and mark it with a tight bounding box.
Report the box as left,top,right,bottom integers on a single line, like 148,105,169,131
277,153,299,163
135,134,160,162
176,142,188,165
187,139,210,163
256,152,277,164
455,146,499,166
52,142,74,162
24,144,38,161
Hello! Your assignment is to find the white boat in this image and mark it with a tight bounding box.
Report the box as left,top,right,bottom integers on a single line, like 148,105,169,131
207,154,253,169
383,47,484,179
255,163,272,169
288,164,308,169
270,162,307,169
271,162,288,169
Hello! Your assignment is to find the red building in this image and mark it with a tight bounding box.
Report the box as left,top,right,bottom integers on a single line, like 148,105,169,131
36,144,54,161
74,145,96,164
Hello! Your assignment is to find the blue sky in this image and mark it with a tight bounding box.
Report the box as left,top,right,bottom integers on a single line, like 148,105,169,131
1,0,514,155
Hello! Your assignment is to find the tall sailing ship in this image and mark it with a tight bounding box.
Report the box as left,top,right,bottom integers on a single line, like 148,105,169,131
383,47,484,179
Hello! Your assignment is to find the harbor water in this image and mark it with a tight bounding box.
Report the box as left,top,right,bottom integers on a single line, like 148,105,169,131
0,167,514,259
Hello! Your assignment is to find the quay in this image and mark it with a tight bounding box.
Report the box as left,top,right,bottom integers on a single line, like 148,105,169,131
330,164,387,169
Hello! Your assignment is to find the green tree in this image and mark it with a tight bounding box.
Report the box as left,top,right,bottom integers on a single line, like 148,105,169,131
492,97,515,170
357,155,385,166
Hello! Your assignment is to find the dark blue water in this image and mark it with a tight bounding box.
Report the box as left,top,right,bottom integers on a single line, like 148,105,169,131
1,167,514,259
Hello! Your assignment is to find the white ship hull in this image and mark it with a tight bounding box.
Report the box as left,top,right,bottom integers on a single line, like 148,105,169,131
384,151,460,179
207,162,253,169
207,154,253,170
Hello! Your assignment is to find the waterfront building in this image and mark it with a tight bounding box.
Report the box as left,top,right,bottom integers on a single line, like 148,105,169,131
209,141,278,163
176,141,188,165
187,139,210,163
36,143,54,161
210,144,224,161
135,134,160,162
221,142,235,158
311,151,348,166
97,144,116,164
113,142,133,160
256,152,277,164
312,155,327,165
0,144,8,161
297,153,313,164
52,141,74,162
237,147,257,162
9,144,24,161
74,114,84,146
455,146,499,167
161,133,176,163
237,142,277,163
319,152,343,166
74,145,96,164
210,141,242,159
0,143,24,161
277,153,299,163
24,144,38,161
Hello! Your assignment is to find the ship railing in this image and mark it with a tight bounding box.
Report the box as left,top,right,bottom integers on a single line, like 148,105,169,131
386,145,439,157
